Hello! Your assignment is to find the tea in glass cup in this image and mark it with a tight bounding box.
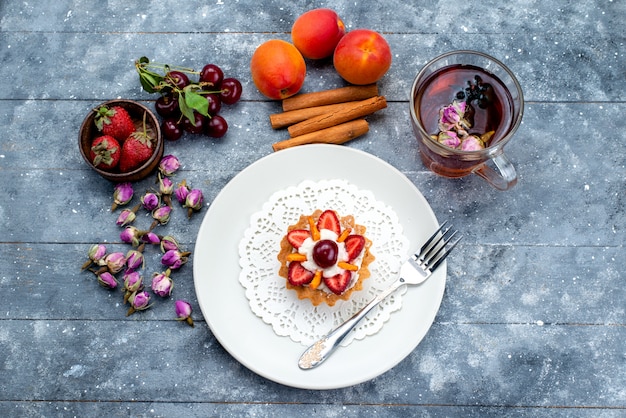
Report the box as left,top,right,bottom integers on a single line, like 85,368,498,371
410,51,523,190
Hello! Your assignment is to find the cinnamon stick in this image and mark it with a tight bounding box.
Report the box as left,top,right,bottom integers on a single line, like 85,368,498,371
282,84,378,112
270,102,355,129
287,96,386,138
272,119,369,152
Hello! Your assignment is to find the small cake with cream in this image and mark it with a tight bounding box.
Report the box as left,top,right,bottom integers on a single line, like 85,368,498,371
277,209,374,306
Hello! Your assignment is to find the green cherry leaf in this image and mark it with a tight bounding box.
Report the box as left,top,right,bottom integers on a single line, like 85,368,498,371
178,96,196,125
184,90,208,117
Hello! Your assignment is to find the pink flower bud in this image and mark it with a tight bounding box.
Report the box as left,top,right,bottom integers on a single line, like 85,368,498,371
104,252,126,274
159,155,180,176
120,226,143,247
174,180,190,204
174,300,194,327
159,175,174,196
141,231,161,245
82,244,107,270
141,191,160,212
116,204,139,227
112,182,134,211
161,249,191,270
97,271,118,289
127,291,152,316
438,130,461,149
460,135,485,151
125,249,145,270
160,235,180,253
151,269,174,297
152,205,172,227
122,270,143,304
184,188,204,218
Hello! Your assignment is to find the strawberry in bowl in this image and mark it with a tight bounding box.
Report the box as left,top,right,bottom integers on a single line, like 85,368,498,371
79,100,163,182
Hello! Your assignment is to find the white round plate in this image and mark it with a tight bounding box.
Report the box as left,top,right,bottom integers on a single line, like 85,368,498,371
193,144,444,390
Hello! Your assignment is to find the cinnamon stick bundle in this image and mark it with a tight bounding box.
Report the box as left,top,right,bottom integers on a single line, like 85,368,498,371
269,102,354,129
282,84,378,112
287,96,386,138
272,119,369,152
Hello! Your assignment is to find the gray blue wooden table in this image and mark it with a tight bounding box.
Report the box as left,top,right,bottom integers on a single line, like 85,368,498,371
1,1,624,416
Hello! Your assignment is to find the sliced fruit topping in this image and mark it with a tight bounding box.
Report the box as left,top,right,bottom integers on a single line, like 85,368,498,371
308,216,321,241
317,210,341,235
312,239,338,268
336,228,352,243
344,235,366,261
310,271,322,289
286,253,307,262
337,261,358,271
287,229,311,248
323,270,352,295
287,261,315,286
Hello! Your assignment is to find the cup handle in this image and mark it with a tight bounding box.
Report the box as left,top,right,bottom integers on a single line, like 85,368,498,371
473,151,518,190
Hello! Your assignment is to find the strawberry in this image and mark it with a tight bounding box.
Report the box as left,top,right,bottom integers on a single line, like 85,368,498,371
317,209,341,235
287,262,315,286
89,135,120,171
344,235,366,261
118,113,155,172
323,270,352,295
94,105,135,143
287,229,311,248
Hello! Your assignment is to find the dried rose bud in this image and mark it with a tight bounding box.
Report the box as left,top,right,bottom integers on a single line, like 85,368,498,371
161,249,191,270
174,300,194,327
159,154,180,176
438,130,461,149
460,135,485,151
184,188,204,218
141,231,161,245
122,270,143,304
151,269,174,297
160,235,181,253
97,271,118,289
115,204,140,227
125,249,145,271
127,290,152,316
120,226,144,247
81,244,107,270
141,191,161,212
112,182,134,211
151,205,172,228
174,179,190,204
104,252,126,274
158,174,174,206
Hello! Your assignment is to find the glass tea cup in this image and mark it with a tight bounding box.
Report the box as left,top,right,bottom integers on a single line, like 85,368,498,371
409,50,524,190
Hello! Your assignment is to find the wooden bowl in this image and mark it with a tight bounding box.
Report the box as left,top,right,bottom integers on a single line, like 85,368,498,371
79,99,163,182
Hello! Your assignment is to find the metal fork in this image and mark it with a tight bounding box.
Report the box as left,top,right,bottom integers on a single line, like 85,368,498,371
298,221,461,370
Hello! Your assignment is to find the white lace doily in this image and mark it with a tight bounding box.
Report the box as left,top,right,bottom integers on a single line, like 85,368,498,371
238,179,410,347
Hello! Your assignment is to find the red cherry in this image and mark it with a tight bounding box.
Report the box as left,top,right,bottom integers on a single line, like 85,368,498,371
200,64,224,88
312,240,338,268
162,118,183,141
155,94,180,118
205,115,228,138
205,94,222,116
165,71,190,89
220,78,242,105
182,112,206,134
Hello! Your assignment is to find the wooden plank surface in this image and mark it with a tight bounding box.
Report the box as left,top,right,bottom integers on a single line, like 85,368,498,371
0,0,624,416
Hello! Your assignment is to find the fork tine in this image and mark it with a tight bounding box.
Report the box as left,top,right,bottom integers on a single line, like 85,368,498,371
417,220,448,258
426,231,461,272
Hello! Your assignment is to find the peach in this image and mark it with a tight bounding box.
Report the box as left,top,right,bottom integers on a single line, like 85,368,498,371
333,29,392,85
291,8,346,60
250,39,306,100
